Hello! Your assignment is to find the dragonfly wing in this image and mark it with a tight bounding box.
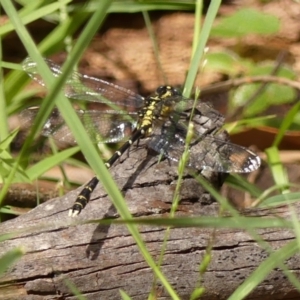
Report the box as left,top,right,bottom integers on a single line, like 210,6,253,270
20,108,137,145
149,120,260,173
188,136,260,173
22,58,145,111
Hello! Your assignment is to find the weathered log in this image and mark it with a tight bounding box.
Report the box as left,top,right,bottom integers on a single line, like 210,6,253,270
0,140,299,300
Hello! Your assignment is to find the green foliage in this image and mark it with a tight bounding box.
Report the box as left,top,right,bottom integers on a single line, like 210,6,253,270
190,287,205,300
211,8,280,37
0,130,29,184
0,247,25,276
228,240,300,299
258,192,300,208
119,290,132,300
204,52,298,131
231,64,296,118
266,146,289,193
204,50,244,75
26,147,80,181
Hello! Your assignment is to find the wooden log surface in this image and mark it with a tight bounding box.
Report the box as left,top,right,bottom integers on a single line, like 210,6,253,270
0,141,300,300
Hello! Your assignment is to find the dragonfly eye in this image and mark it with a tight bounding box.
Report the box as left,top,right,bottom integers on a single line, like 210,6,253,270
171,87,182,96
156,85,182,97
156,85,168,96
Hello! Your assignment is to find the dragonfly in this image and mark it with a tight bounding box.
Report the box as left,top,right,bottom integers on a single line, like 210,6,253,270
22,57,261,217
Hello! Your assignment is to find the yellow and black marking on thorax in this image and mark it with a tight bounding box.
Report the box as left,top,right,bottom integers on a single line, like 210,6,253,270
69,85,181,216
137,85,181,133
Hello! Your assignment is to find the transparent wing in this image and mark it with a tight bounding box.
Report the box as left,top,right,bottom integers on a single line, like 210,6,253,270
149,121,260,173
20,107,137,145
22,57,145,112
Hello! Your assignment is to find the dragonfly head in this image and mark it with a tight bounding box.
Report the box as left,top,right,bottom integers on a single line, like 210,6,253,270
155,85,181,99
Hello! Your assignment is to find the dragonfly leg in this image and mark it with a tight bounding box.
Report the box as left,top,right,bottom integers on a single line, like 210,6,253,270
69,177,99,217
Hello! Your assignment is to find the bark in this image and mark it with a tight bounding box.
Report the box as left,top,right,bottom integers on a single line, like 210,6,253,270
0,142,299,300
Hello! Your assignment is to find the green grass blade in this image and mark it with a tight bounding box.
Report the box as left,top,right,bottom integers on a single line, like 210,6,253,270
63,278,87,300
143,10,167,84
0,0,72,36
265,146,289,193
228,240,299,299
0,247,25,276
184,0,222,97
226,174,262,198
120,290,132,300
0,4,8,141
260,192,300,208
191,0,203,57
26,146,80,181
113,216,291,229
273,101,300,147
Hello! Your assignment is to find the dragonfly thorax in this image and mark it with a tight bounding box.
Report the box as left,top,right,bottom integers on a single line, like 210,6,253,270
137,85,182,136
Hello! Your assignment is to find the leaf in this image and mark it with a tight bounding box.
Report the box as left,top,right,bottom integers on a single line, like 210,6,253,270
211,8,280,38
204,51,242,75
230,64,296,117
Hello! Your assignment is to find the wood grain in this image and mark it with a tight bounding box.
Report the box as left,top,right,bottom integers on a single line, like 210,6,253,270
0,142,299,299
